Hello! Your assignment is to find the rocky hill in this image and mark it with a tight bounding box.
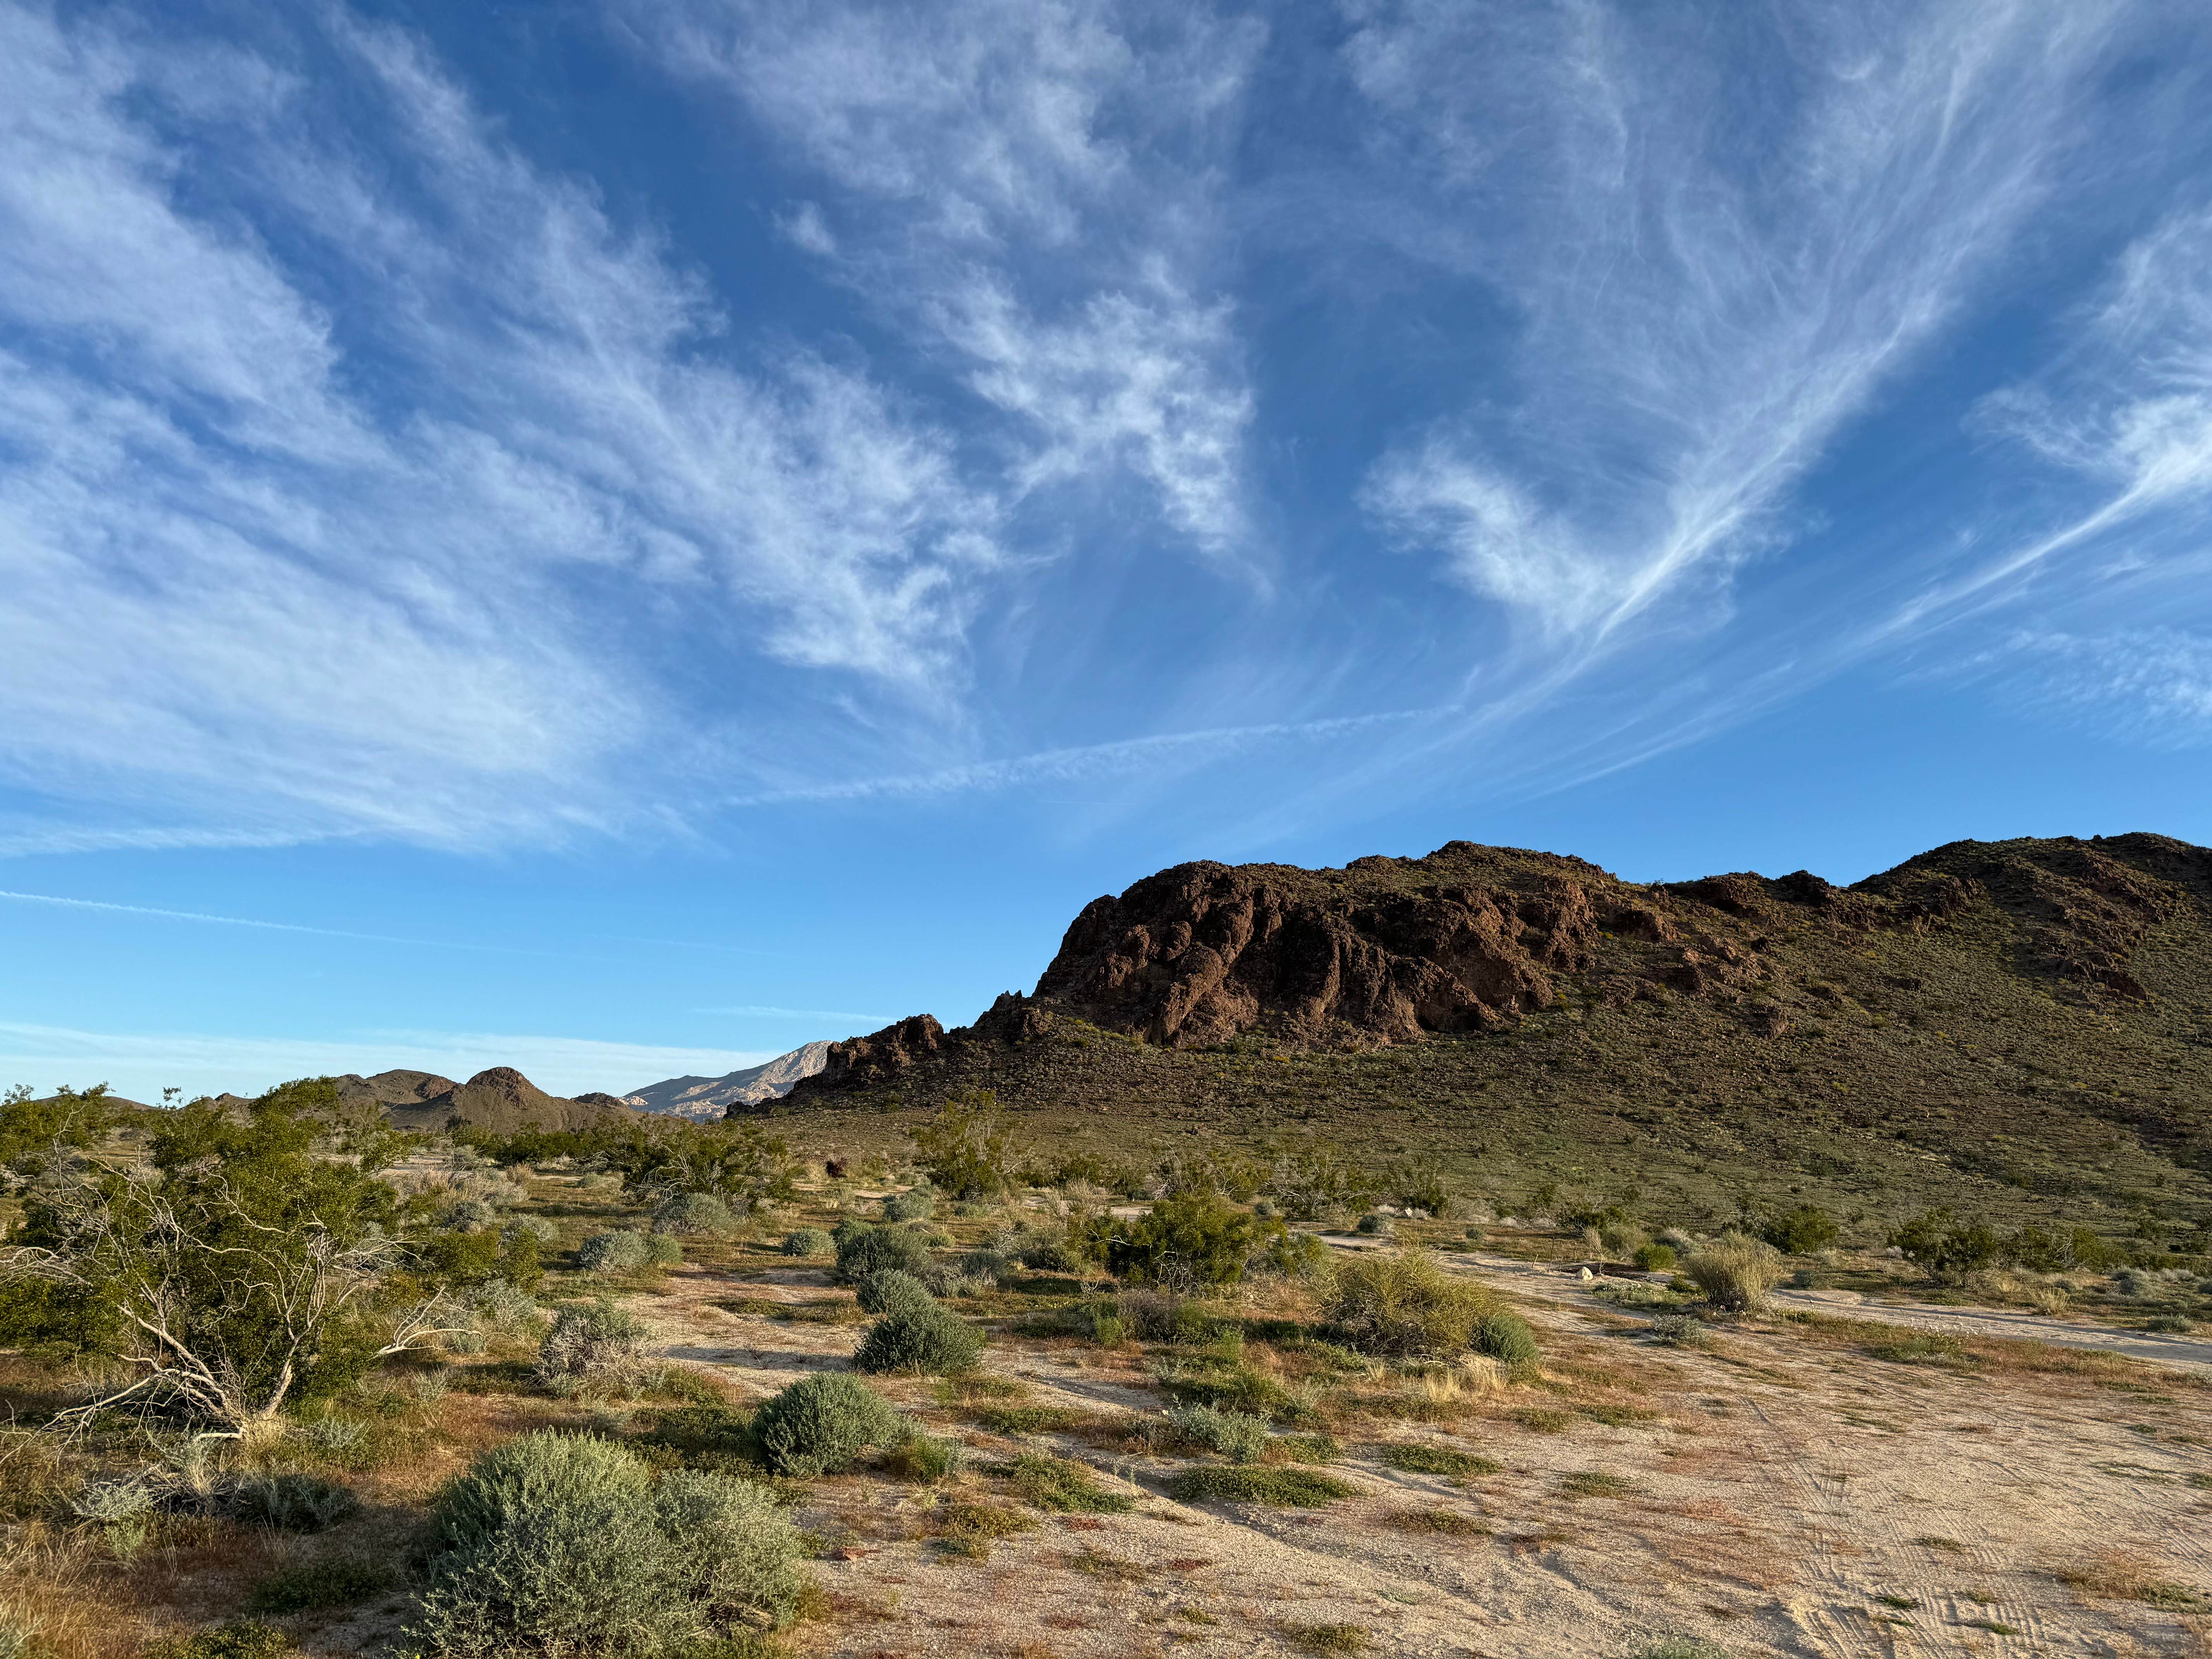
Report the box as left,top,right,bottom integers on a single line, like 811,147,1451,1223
369,1066,640,1135
628,1042,833,1120
780,834,2212,1239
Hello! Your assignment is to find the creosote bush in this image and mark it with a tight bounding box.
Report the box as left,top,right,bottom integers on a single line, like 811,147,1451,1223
1684,1235,1786,1313
410,1431,803,1657
1324,1249,1509,1360
751,1374,905,1477
780,1227,833,1259
1100,1191,1285,1288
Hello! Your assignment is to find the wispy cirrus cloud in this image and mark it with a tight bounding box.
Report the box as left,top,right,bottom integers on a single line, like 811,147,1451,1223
0,3,999,850
1350,0,2131,646
629,0,1262,562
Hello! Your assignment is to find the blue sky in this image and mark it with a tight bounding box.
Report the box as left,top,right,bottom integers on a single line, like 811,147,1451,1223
4,0,2211,1103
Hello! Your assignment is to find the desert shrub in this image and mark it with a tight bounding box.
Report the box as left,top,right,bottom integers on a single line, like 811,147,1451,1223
412,1432,801,1656
1103,1192,1285,1288
882,1432,966,1483
230,1472,359,1532
985,1222,1079,1274
649,1469,806,1629
1684,1236,1785,1312
1355,1212,1395,1238
1389,1159,1456,1219
854,1269,936,1319
1324,1250,1498,1358
1473,1310,1540,1367
469,1278,542,1335
503,1216,558,1245
1761,1205,1839,1256
1598,1220,1649,1257
954,1248,1014,1285
1266,1144,1384,1222
882,1187,936,1223
1632,1242,1677,1272
1647,1313,1709,1347
1890,1209,2002,1278
832,1223,934,1284
751,1374,904,1477
1006,1451,1132,1513
651,1192,739,1237
1168,1466,1352,1506
1254,1230,1333,1282
576,1230,652,1273
1166,1404,1270,1463
777,1227,830,1258
535,1299,651,1390
247,1556,394,1614
911,1090,1024,1199
143,1623,292,1659
853,1302,984,1375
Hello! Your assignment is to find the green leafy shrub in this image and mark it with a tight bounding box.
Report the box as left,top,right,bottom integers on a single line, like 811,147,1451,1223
229,1472,359,1532
831,1223,934,1285
1166,1404,1270,1463
536,1299,651,1390
1473,1310,1540,1367
854,1269,936,1319
1254,1231,1333,1281
852,1303,984,1376
750,1374,904,1477
910,1090,1024,1199
1632,1242,1677,1272
410,1432,802,1657
1167,1466,1352,1506
1323,1250,1499,1358
882,1187,936,1223
1355,1212,1395,1237
779,1228,832,1259
1683,1236,1786,1312
247,1557,394,1614
1889,1208,2005,1278
651,1193,740,1237
1646,1314,1709,1347
1103,1192,1285,1288
1761,1205,1839,1256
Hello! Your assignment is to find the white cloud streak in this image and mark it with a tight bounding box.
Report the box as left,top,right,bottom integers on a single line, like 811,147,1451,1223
0,4,999,849
630,0,1261,560
1352,0,2130,644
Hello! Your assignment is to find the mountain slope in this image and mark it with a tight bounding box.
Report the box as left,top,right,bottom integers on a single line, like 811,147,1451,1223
624,1042,832,1120
778,834,2212,1242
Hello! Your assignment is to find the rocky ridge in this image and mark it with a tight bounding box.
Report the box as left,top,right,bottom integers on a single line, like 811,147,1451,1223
789,833,2212,1098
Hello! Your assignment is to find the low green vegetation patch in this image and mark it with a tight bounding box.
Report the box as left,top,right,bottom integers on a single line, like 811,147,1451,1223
246,1556,396,1614
1005,1451,1133,1513
1377,1442,1501,1477
1168,1465,1354,1506
1864,1333,1975,1367
1380,1505,1489,1536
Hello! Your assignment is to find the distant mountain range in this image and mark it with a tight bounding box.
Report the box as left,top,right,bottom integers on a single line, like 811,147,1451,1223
620,1041,833,1120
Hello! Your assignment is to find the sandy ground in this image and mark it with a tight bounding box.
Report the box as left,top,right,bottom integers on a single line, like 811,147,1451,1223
639,1250,2212,1659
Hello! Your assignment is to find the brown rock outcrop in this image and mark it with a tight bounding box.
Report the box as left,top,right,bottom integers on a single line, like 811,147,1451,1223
1032,850,1601,1047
